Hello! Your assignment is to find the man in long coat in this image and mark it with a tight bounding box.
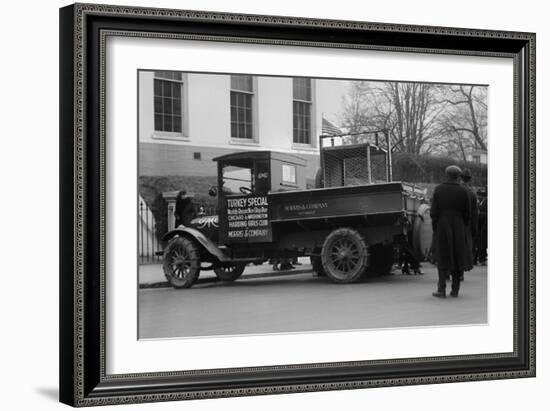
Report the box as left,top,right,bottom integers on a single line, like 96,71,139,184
430,165,471,298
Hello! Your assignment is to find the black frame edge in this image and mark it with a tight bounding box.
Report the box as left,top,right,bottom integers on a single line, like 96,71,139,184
84,4,103,399
61,3,536,407
523,33,536,376
60,3,76,407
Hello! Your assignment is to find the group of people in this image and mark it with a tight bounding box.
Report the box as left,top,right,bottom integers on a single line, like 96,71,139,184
430,166,487,298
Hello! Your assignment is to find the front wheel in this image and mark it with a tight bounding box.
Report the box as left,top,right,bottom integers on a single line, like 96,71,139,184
321,228,368,283
162,236,201,288
214,264,246,281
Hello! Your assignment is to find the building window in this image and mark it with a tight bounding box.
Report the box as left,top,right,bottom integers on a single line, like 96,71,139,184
193,152,201,160
472,154,481,164
293,78,312,145
230,75,254,139
154,71,183,133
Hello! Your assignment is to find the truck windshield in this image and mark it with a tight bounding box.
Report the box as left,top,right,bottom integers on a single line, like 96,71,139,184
222,165,253,195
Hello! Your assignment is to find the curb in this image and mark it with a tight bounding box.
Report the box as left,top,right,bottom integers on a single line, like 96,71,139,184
139,267,314,289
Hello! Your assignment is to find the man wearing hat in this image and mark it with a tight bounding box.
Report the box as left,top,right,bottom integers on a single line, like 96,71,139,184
460,168,478,270
430,165,471,298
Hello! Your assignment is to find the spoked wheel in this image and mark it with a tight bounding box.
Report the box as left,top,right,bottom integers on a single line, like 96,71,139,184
162,236,201,289
214,263,246,281
321,228,368,283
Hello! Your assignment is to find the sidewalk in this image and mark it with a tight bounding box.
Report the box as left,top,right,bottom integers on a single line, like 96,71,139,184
139,257,313,288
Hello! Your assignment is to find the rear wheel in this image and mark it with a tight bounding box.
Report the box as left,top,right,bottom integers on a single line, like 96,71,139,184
162,236,201,289
214,264,246,281
321,228,368,283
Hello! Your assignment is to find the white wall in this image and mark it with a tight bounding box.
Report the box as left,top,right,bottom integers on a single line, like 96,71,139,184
140,72,321,152
0,1,546,411
257,76,294,149
188,73,231,144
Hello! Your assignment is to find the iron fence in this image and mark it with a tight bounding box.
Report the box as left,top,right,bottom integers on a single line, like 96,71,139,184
139,199,162,264
139,198,217,264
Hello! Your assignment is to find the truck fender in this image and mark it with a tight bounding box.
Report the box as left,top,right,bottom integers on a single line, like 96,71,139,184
162,227,228,262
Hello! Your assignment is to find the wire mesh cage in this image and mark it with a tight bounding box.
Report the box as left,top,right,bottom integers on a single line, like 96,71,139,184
343,155,369,186
320,131,390,188
370,148,389,183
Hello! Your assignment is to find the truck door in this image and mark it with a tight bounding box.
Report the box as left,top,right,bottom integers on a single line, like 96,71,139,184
219,161,272,244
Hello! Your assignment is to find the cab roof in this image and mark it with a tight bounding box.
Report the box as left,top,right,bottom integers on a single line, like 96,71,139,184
212,150,307,167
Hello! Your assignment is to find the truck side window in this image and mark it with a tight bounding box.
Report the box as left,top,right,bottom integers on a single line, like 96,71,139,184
222,166,253,195
282,164,297,185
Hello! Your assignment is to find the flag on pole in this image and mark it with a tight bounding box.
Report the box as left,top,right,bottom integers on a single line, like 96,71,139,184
321,117,342,136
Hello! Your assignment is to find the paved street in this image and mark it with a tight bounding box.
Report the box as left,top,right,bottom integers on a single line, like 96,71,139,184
138,263,487,339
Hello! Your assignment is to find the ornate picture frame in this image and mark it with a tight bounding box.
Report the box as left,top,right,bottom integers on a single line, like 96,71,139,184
59,3,535,407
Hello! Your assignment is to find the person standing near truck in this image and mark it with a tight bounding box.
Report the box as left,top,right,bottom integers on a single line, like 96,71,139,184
174,189,196,228
430,165,471,298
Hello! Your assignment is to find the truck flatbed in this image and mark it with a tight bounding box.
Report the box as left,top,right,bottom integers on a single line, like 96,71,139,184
269,182,408,222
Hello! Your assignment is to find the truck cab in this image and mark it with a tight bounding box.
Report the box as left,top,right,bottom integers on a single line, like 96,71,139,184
213,151,307,244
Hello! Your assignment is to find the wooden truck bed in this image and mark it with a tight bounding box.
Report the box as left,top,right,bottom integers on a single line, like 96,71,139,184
269,182,408,222
221,182,426,243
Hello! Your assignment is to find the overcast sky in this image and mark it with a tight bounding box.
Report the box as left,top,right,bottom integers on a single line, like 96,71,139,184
316,79,350,125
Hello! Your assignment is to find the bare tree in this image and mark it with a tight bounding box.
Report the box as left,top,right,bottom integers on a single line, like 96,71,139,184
387,82,444,154
340,81,443,154
437,85,487,152
339,81,487,160
339,81,384,142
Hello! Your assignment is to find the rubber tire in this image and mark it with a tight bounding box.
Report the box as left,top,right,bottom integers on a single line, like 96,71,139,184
365,244,394,277
162,236,201,289
321,228,369,283
310,256,326,277
214,264,246,281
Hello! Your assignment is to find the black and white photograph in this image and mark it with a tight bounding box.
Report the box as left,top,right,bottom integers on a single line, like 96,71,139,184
137,71,489,339
53,1,537,407
1,0,545,408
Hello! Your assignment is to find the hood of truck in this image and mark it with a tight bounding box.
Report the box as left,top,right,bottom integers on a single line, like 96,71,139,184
187,215,220,243
189,215,219,230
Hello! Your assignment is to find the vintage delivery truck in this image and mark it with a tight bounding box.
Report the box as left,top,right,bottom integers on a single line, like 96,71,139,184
162,132,432,288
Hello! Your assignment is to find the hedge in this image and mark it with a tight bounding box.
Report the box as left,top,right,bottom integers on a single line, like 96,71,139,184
392,153,487,186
